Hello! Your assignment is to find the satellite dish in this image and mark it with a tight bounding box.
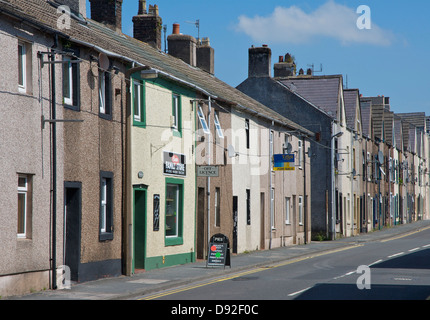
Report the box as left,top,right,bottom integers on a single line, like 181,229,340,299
286,143,293,154
98,52,110,70
228,145,237,158
378,151,384,164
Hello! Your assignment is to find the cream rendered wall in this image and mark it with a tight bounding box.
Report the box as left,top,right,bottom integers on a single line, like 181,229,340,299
131,80,195,261
230,110,262,253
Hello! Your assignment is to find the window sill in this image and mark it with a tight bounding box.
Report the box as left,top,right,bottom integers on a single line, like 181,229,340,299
165,236,183,246
99,113,112,121
99,232,113,241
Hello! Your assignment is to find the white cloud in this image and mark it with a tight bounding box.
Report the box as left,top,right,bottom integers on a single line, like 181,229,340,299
235,1,394,46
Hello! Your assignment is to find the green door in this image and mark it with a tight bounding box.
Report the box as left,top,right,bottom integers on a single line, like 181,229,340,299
134,189,146,271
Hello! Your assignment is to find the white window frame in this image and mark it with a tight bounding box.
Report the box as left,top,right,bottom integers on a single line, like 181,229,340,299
18,41,26,93
133,80,142,122
214,111,224,139
100,178,107,233
298,140,303,169
172,94,180,130
99,71,106,114
270,130,274,172
298,196,303,225
63,56,73,105
197,105,210,134
285,197,291,225
17,175,28,238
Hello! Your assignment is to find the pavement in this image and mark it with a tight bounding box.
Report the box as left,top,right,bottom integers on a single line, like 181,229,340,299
9,219,430,300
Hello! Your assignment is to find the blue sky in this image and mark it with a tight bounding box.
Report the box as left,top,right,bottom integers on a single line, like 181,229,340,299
87,1,429,114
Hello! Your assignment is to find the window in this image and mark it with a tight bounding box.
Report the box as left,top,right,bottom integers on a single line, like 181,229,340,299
172,94,181,134
17,175,32,238
246,189,251,225
62,54,80,109
165,179,184,245
245,119,250,149
197,105,210,134
299,196,303,225
18,42,26,92
298,140,303,169
99,71,112,118
285,197,291,224
100,171,113,241
132,79,145,124
18,41,32,94
214,111,224,139
215,188,220,227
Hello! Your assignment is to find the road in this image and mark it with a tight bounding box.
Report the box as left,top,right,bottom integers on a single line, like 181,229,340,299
138,227,430,301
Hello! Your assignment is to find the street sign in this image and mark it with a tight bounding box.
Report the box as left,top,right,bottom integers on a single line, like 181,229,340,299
273,154,295,171
197,165,219,177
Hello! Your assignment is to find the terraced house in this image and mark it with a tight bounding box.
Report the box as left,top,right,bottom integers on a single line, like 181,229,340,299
1,0,428,300
0,0,313,297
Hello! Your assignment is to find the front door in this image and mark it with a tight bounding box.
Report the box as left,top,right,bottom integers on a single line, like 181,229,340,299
64,182,82,282
134,189,146,271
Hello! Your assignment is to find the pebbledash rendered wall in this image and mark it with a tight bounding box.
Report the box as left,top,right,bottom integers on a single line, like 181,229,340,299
0,18,64,297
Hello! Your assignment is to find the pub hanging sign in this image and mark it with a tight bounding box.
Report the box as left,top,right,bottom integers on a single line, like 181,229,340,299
163,151,186,176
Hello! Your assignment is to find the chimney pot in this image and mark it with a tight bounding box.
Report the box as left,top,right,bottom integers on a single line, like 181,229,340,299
173,23,180,34
279,56,284,63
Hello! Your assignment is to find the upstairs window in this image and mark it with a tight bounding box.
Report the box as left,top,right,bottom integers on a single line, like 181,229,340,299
18,41,32,94
172,94,182,136
197,105,210,135
99,71,112,119
132,79,145,125
62,54,80,110
214,111,224,139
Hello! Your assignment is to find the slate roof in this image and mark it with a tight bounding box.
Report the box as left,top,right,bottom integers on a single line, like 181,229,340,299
393,116,403,150
360,99,372,138
277,75,342,119
396,113,426,132
343,89,359,130
0,0,313,136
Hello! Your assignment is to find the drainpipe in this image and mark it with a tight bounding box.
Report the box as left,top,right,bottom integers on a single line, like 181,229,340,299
207,97,212,256
50,35,58,290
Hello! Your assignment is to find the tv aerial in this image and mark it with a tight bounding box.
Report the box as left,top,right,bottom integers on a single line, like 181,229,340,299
185,19,200,42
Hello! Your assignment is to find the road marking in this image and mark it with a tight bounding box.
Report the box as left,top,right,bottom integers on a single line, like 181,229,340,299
381,226,430,243
387,252,404,258
408,247,420,252
288,287,312,297
139,244,361,300
368,259,383,267
423,244,430,248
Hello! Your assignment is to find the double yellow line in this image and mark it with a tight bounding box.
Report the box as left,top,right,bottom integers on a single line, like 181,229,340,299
380,226,430,243
140,244,360,300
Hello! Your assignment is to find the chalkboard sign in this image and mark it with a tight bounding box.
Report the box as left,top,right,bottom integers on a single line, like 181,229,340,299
207,234,231,268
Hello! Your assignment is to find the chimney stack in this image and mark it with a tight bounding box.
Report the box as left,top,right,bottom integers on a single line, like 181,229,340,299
132,1,163,50
167,23,197,67
274,53,296,77
248,45,272,78
196,37,214,74
89,0,123,32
